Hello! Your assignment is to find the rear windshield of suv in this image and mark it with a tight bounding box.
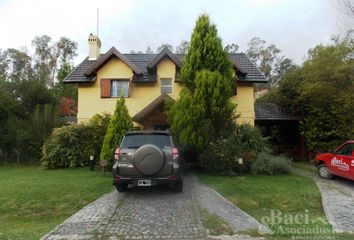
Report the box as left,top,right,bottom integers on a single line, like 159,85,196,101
121,134,172,149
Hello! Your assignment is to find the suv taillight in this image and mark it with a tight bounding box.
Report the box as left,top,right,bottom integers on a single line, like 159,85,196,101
172,147,179,160
114,148,120,160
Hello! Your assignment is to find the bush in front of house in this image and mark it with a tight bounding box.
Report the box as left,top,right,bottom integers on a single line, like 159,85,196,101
100,96,133,164
41,113,110,169
199,124,270,175
199,137,237,175
250,152,291,175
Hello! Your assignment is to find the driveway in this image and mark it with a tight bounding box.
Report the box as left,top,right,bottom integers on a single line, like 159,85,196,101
293,167,354,233
42,175,265,240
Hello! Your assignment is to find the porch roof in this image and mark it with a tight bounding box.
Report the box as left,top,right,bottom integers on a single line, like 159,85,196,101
132,94,173,123
255,103,303,122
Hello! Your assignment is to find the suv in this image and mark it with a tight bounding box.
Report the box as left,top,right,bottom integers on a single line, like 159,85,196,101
315,141,354,180
112,131,183,192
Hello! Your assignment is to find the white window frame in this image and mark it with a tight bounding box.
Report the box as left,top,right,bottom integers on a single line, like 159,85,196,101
160,78,173,94
111,79,130,98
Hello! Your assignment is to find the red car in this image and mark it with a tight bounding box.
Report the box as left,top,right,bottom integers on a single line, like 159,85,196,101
315,141,354,180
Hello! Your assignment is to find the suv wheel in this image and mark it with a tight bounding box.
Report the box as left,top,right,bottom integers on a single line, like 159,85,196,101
116,183,128,192
172,179,183,193
318,164,333,180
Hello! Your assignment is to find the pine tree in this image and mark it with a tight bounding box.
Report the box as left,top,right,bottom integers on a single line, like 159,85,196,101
181,14,233,91
100,96,133,162
167,14,236,157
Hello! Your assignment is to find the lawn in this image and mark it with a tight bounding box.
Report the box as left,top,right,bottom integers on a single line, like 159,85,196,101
0,165,113,240
292,161,317,173
197,172,353,239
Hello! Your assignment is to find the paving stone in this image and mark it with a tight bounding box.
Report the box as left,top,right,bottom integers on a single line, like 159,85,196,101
293,168,354,233
190,175,267,232
42,175,263,240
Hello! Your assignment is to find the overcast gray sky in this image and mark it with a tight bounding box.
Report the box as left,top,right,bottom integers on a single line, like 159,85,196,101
0,0,353,64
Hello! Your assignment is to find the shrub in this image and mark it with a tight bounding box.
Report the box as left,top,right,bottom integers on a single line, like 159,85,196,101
199,138,237,175
41,113,110,169
199,123,270,175
250,152,291,175
100,97,133,163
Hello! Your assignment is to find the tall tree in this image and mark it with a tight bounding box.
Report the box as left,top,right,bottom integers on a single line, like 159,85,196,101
260,33,354,152
246,37,281,79
224,43,239,53
269,57,296,86
0,48,34,82
55,63,77,98
100,96,133,163
156,43,173,53
32,35,77,86
145,46,154,54
180,15,233,91
167,14,236,157
175,40,190,54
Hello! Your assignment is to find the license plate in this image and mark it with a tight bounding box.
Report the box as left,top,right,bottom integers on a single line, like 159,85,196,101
138,180,151,186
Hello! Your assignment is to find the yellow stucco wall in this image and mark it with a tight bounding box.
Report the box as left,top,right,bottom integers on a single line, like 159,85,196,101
231,83,255,126
77,57,182,123
77,56,255,125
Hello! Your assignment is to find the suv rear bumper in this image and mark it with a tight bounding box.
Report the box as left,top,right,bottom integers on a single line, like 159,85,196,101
112,175,181,186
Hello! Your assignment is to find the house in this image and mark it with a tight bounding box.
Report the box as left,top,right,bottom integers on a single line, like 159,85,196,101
64,34,267,130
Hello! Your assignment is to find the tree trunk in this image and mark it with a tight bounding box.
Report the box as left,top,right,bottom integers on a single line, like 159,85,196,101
16,144,20,163
4,150,8,165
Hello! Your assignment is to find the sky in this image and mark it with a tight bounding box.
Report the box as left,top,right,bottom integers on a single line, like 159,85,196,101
0,0,353,64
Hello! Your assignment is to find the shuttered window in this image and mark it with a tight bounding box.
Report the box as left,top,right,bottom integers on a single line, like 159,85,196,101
100,79,111,98
160,78,172,94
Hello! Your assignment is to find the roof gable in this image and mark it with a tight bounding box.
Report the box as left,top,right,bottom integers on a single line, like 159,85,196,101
132,94,174,123
147,47,182,69
85,47,142,76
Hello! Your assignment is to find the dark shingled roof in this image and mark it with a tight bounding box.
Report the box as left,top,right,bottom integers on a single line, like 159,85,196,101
64,51,267,84
147,47,182,69
85,47,142,75
255,103,303,121
229,54,267,83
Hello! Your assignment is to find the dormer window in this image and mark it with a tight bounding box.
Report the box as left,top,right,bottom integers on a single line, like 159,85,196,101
161,78,172,94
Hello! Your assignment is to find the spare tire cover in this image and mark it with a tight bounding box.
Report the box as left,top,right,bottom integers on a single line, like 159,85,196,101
133,144,165,176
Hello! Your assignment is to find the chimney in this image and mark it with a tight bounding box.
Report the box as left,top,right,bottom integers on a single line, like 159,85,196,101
88,33,101,60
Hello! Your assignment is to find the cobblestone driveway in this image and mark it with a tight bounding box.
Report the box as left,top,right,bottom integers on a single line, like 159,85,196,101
293,168,354,233
42,175,264,240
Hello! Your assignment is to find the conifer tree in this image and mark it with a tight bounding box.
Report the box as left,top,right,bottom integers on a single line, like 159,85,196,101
100,96,133,162
181,14,233,91
167,14,236,157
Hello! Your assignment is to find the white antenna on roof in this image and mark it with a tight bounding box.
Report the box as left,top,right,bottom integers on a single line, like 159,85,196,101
97,8,99,37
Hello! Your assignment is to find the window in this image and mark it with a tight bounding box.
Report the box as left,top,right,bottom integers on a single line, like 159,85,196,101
111,80,129,97
161,78,172,94
121,134,172,149
336,143,354,156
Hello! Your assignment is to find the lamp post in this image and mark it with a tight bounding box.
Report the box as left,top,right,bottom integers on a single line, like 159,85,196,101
89,155,94,171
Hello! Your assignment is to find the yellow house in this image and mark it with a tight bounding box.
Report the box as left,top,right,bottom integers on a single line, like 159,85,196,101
64,34,267,129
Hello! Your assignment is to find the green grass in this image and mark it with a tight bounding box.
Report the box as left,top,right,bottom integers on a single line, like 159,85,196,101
199,208,234,236
0,165,112,240
197,173,353,239
292,161,317,173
